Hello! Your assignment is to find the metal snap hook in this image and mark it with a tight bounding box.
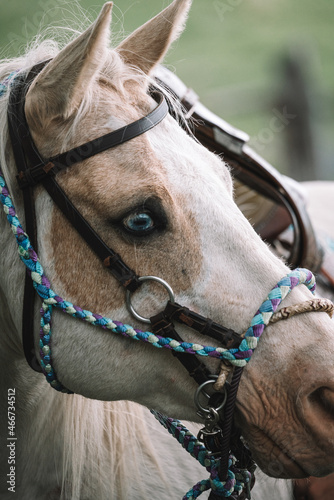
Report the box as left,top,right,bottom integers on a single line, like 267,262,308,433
126,275,175,324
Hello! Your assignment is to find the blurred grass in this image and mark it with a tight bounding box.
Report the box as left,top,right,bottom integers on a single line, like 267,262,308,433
1,0,333,175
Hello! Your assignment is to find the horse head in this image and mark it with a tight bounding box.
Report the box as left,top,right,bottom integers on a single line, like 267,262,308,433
1,0,334,493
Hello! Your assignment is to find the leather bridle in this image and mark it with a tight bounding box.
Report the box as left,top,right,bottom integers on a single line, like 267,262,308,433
7,60,243,387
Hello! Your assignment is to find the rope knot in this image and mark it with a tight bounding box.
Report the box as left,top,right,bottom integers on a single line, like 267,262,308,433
209,462,235,497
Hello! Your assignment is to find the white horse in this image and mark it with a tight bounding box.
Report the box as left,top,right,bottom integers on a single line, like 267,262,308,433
0,1,334,499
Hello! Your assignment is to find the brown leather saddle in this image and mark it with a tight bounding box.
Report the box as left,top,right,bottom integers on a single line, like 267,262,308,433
156,66,330,283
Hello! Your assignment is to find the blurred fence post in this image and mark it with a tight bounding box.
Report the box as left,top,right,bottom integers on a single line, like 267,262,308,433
276,47,321,181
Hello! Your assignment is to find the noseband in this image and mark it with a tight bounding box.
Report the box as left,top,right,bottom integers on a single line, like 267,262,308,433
2,62,333,499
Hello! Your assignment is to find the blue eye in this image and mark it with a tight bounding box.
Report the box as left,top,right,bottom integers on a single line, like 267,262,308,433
123,212,155,234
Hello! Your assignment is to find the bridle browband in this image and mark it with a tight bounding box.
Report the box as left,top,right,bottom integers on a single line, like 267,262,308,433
4,62,333,500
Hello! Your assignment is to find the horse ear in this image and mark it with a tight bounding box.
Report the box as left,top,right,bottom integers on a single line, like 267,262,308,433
26,2,112,127
117,0,192,75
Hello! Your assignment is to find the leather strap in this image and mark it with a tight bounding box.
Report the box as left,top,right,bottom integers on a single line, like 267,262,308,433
150,310,212,386
149,300,242,386
151,301,241,348
41,175,141,291
7,64,48,373
16,91,168,188
218,367,244,479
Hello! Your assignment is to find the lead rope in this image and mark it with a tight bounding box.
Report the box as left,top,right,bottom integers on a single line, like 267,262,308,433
150,410,252,499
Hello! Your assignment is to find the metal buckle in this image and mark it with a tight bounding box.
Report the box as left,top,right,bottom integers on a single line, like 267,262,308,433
126,275,175,324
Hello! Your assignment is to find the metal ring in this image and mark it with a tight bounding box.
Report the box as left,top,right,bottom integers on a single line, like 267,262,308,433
126,276,175,324
194,376,228,415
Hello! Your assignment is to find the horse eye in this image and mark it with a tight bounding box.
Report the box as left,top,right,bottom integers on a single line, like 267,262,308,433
122,212,155,235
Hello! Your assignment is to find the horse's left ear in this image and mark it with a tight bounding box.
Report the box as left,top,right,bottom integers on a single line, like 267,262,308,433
25,2,112,129
117,0,192,75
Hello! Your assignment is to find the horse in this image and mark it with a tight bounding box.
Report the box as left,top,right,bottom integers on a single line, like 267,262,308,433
0,1,334,499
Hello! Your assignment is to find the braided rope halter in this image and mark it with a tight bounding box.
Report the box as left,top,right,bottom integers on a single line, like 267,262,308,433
1,71,333,499
0,176,319,381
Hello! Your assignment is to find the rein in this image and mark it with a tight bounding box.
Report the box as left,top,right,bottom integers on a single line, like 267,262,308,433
1,65,333,499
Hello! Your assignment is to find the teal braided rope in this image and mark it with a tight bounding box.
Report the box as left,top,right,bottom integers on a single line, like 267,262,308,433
0,71,19,96
226,267,315,366
0,166,316,390
150,411,251,498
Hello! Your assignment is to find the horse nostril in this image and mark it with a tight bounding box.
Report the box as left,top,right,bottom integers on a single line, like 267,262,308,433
309,387,334,420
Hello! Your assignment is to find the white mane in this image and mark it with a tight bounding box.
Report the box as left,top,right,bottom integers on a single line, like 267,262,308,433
61,397,167,499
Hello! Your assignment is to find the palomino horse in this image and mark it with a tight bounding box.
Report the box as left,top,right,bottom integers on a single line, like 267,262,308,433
0,1,334,499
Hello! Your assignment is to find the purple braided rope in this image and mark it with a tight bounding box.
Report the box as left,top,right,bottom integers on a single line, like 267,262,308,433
151,411,252,499
0,163,317,394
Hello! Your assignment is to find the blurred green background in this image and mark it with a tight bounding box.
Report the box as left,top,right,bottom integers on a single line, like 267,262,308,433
1,0,333,179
